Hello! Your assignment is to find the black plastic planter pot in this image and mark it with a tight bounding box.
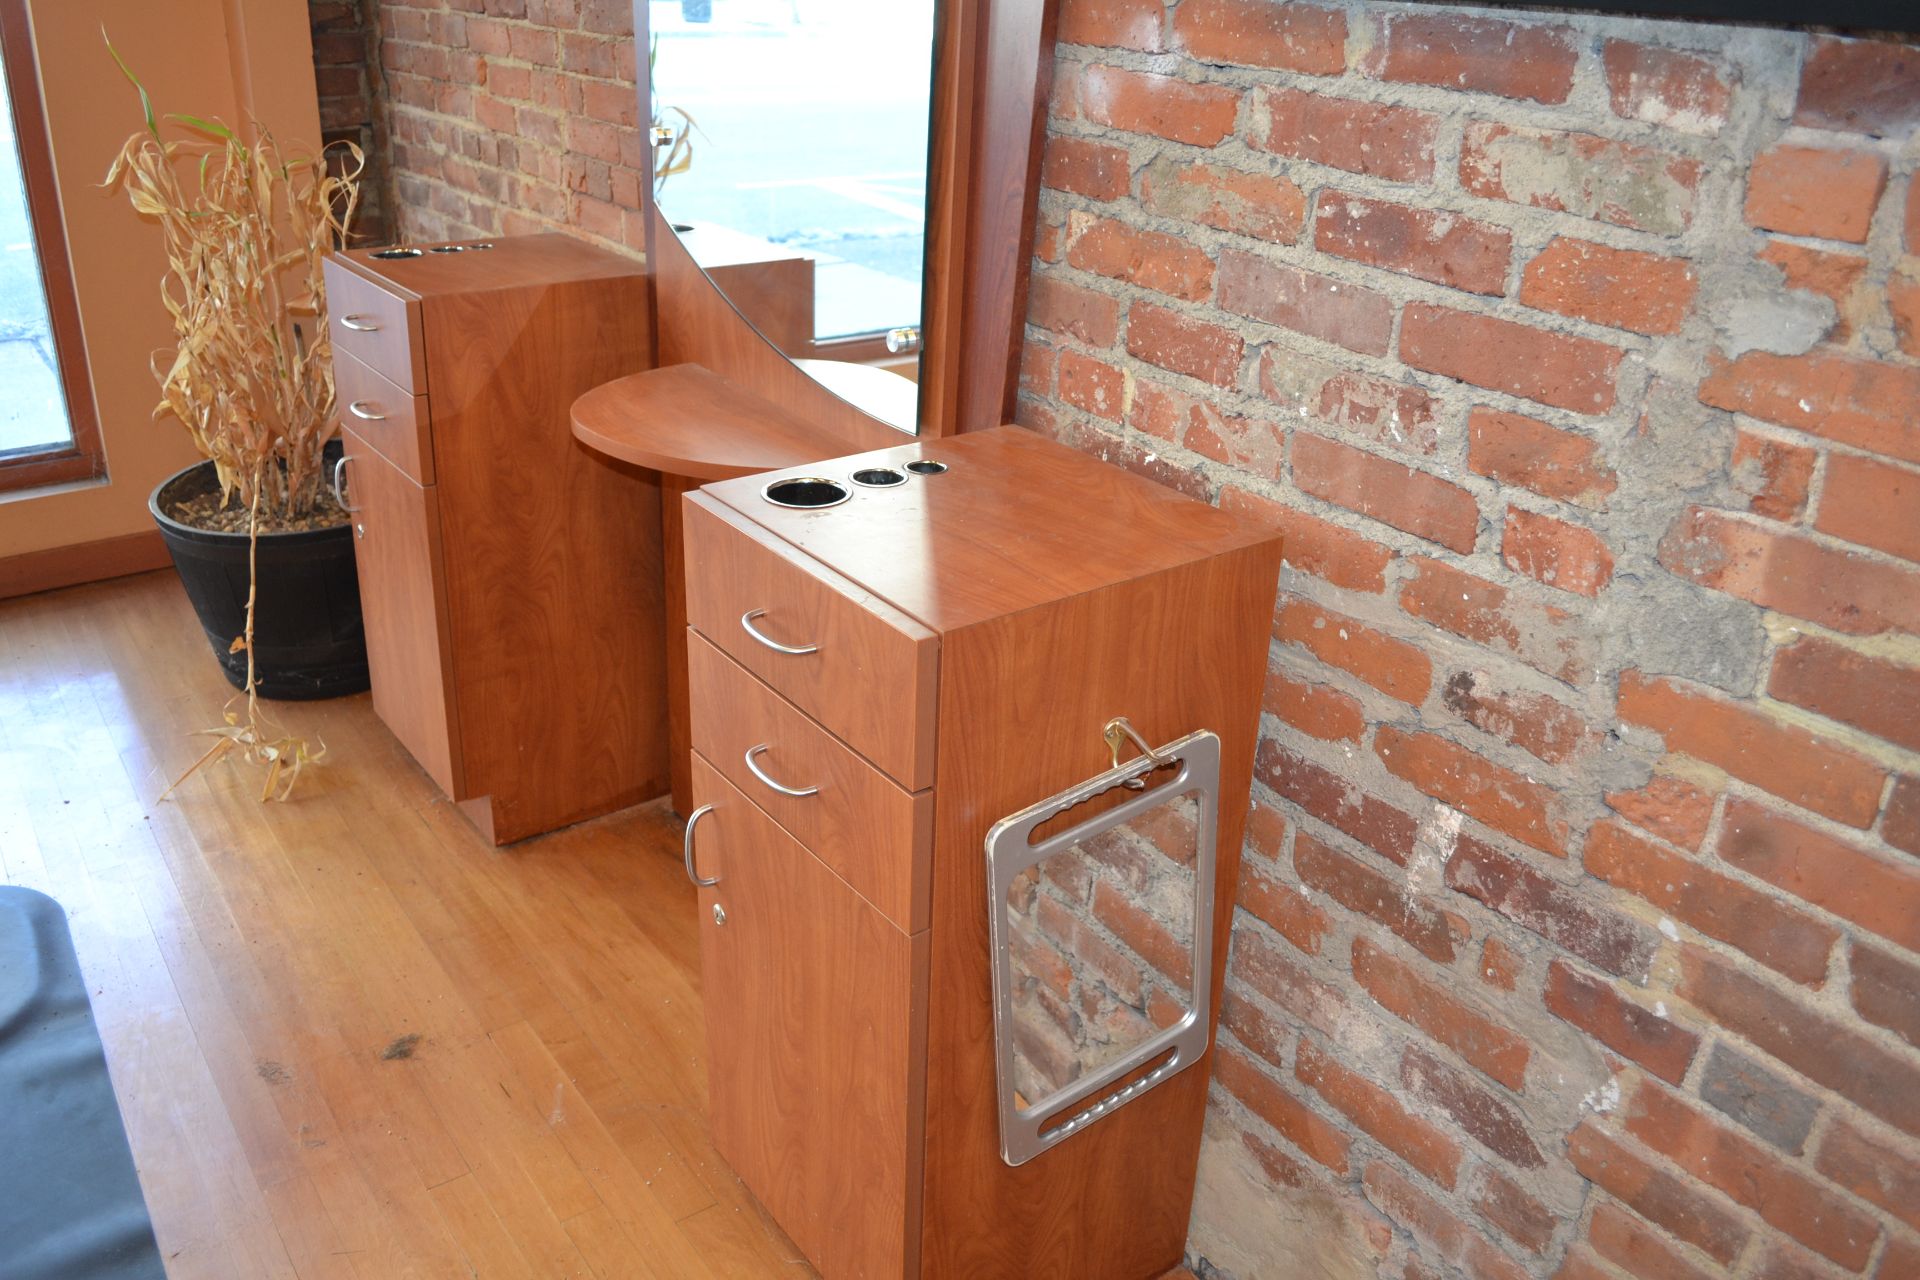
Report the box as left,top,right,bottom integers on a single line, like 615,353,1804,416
148,443,369,700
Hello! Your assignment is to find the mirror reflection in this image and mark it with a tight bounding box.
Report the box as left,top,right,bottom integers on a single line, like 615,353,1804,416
1004,791,1200,1109
649,0,937,432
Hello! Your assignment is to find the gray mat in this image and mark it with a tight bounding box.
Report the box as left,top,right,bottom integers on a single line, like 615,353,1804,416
0,887,166,1280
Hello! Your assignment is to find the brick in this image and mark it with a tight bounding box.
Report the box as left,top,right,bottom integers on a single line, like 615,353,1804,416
1265,669,1364,742
1028,271,1121,346
1314,191,1510,296
1568,1123,1750,1265
1589,815,1838,985
1889,776,1920,859
1624,1082,1881,1269
1773,636,1920,757
1604,40,1732,135
1255,742,1418,865
1698,1043,1820,1156
1815,1117,1920,1235
1237,852,1332,957
1172,0,1346,75
1239,1128,1313,1191
1549,1247,1614,1280
1816,454,1920,566
1679,946,1920,1140
1352,937,1529,1089
1036,894,1143,1004
1140,155,1304,242
1402,303,1623,415
1376,726,1567,857
1223,988,1293,1067
1233,926,1346,1038
1460,123,1702,236
1056,350,1127,421
1363,12,1576,104
1399,556,1592,684
1442,672,1589,767
1222,487,1391,593
1218,251,1393,355
1019,342,1056,399
1468,408,1617,510
1169,400,1284,479
1256,87,1438,184
1796,36,1920,137
1079,65,1240,148
1399,1044,1542,1169
1126,301,1243,386
1361,1162,1529,1280
1048,416,1214,500
1520,238,1698,337
1480,936,1522,991
1477,1167,1555,1254
1292,435,1478,553
1447,836,1656,979
1759,242,1872,344
1066,213,1214,301
1745,146,1888,243
1605,775,1714,850
1276,597,1432,706
1041,135,1131,201
1296,1040,1461,1189
1731,429,1816,522
1893,268,1920,358
1091,880,1190,987
1057,0,1166,52
1698,350,1920,465
1720,798,1920,952
1502,507,1614,598
1545,958,1700,1085
1854,942,1920,1051
1215,1045,1351,1173
1295,834,1457,962
1586,1200,1719,1280
1621,670,1888,826
1310,367,1441,459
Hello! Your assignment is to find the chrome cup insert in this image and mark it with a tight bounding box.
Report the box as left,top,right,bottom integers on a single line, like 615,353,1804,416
850,467,907,488
762,477,851,510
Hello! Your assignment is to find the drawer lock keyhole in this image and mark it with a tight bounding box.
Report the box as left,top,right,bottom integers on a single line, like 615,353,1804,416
712,903,727,926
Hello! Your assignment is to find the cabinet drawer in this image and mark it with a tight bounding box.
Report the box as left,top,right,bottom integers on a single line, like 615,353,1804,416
684,494,938,790
325,259,425,393
335,348,433,485
690,632,931,932
342,428,460,796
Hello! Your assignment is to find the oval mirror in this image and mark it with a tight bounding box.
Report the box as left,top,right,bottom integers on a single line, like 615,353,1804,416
647,0,939,435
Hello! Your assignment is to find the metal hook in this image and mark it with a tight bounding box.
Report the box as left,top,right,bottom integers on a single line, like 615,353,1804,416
1103,716,1172,790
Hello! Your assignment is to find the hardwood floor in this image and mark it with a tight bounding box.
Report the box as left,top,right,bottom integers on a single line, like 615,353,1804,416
0,570,815,1279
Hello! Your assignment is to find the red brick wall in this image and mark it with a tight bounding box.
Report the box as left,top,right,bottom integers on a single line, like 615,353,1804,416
311,0,392,245
1018,6,1920,1278
372,0,644,253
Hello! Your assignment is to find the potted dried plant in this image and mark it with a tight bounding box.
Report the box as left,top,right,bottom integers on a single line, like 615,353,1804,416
106,55,363,796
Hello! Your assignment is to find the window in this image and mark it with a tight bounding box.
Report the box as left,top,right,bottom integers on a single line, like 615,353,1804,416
0,0,103,493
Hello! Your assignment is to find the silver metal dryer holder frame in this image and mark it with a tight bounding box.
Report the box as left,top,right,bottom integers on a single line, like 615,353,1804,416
984,720,1221,1167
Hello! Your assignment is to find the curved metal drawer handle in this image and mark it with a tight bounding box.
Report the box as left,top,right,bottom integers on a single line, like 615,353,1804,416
341,314,382,332
682,804,719,887
332,455,360,513
347,399,387,421
744,745,818,798
740,609,818,656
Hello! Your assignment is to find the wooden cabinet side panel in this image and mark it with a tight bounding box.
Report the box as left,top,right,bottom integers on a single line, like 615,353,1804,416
343,427,461,796
423,274,668,840
692,756,924,1280
918,541,1282,1280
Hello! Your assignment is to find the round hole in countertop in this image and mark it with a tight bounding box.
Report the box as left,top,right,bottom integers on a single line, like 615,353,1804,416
762,477,851,510
851,467,906,488
429,244,471,253
904,459,948,475
371,247,424,259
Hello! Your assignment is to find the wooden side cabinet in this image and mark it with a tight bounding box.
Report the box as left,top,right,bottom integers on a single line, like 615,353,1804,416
682,427,1283,1279
325,235,670,844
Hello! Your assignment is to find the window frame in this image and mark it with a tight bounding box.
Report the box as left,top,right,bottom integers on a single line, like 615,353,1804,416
0,0,106,494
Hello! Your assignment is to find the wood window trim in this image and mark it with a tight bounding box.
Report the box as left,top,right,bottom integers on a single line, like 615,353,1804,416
0,0,107,495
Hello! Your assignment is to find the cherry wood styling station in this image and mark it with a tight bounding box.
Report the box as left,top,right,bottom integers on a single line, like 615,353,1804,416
325,236,670,844
681,428,1283,1277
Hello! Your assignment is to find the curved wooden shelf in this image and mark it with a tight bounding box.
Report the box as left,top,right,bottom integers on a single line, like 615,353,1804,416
570,362,864,481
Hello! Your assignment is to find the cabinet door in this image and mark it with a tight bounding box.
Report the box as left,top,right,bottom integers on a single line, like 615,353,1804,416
342,428,461,795
690,754,924,1280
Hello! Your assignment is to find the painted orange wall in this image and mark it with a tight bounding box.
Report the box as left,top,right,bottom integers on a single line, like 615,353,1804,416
0,0,321,558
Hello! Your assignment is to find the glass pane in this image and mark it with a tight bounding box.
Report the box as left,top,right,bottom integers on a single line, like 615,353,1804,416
1004,790,1200,1108
649,0,935,341
0,45,73,457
